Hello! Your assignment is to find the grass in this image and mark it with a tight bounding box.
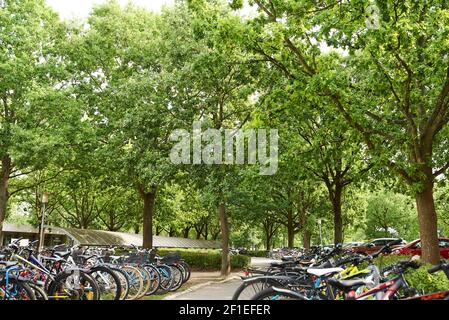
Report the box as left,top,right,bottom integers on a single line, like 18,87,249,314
139,278,206,300
140,294,165,300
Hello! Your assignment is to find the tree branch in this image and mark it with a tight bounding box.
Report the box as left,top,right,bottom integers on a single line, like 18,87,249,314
434,161,449,177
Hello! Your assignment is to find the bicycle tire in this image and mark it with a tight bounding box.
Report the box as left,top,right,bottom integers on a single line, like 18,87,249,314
47,270,100,300
28,282,49,300
0,277,36,300
251,287,307,300
143,264,161,296
168,265,184,292
89,265,122,300
121,265,144,300
179,261,191,283
136,267,152,299
232,278,283,300
110,267,130,300
156,265,174,294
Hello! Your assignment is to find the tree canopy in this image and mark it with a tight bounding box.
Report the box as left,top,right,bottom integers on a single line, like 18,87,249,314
2,0,449,270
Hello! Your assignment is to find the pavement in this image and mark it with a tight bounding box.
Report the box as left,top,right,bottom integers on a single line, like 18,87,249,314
164,257,277,300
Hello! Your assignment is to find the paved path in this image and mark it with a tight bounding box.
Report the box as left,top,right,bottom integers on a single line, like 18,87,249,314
169,278,242,300
165,257,278,300
251,257,277,268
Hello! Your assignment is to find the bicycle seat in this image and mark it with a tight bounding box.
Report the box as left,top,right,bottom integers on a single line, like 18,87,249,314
54,251,71,259
281,256,295,262
298,260,315,266
41,255,65,262
327,278,371,291
307,267,344,277
270,261,295,268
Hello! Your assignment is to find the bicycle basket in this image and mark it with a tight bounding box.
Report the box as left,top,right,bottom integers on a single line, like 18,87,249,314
160,252,181,264
124,252,149,264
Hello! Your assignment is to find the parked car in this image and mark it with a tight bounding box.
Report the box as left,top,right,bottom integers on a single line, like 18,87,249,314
343,242,364,249
351,238,407,255
392,238,449,259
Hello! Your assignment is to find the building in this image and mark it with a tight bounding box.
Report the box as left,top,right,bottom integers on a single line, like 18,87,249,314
1,223,220,249
1,223,68,247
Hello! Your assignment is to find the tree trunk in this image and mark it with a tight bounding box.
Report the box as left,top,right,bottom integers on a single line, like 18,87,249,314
266,233,273,251
183,227,191,238
219,202,230,276
303,230,311,249
203,222,209,240
139,186,156,249
416,178,440,264
331,185,344,245
287,209,295,248
0,155,11,246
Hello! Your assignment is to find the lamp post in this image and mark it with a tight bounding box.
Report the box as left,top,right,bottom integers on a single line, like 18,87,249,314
39,193,49,252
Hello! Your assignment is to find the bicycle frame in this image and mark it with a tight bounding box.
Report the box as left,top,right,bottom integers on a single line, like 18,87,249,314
348,276,404,300
0,265,34,300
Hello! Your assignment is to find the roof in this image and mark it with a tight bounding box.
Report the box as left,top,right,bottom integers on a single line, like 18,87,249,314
2,223,66,235
51,226,221,249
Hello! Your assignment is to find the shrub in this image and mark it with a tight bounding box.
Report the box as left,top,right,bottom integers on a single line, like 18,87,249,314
156,248,251,271
373,254,449,294
246,250,268,258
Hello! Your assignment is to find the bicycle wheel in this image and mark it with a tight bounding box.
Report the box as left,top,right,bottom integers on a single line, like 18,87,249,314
136,267,152,299
143,265,161,296
110,267,130,300
156,265,174,294
0,277,36,300
251,287,306,300
176,262,187,283
232,278,283,300
47,269,100,300
180,261,191,283
121,266,144,300
89,266,122,300
28,282,49,300
168,265,184,292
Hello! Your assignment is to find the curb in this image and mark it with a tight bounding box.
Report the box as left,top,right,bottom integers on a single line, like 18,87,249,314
164,275,240,300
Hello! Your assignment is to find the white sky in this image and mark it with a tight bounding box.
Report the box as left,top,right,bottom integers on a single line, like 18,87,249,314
45,1,336,53
46,0,175,20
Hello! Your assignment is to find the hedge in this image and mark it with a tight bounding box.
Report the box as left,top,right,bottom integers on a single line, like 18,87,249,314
371,255,449,294
157,248,251,271
246,250,269,258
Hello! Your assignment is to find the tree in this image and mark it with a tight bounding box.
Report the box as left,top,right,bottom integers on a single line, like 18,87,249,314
242,0,449,263
0,0,65,243
61,2,201,248
181,1,259,276
255,68,371,244
364,191,418,241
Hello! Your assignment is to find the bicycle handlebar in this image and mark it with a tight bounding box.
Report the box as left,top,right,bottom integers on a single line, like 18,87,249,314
428,264,442,274
382,260,421,275
428,260,448,274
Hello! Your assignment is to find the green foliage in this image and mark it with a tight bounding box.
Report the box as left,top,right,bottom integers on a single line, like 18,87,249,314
373,255,449,294
245,250,268,258
3,0,449,270
363,191,419,241
157,248,250,271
